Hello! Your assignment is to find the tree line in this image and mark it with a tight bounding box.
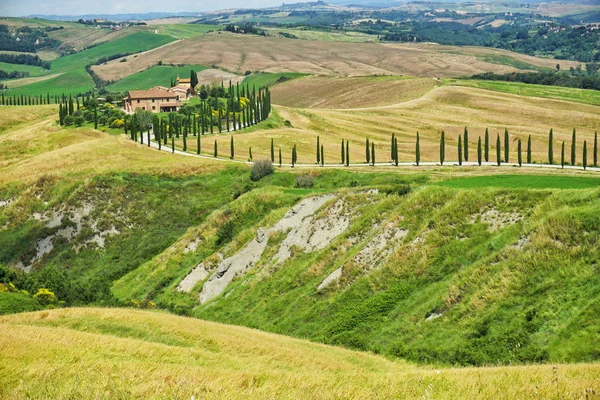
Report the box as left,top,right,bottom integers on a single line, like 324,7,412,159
0,53,51,69
469,71,600,91
1,92,66,106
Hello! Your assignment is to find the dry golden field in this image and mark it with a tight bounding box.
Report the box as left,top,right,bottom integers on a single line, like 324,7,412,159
175,83,600,166
0,308,598,400
0,106,220,185
92,32,581,82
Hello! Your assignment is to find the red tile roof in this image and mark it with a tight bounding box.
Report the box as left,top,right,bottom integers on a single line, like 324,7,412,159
128,88,177,100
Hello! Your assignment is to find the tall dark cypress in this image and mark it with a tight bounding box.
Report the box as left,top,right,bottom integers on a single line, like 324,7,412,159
391,133,395,161
271,138,275,162
279,148,282,167
371,142,375,166
230,135,234,159
214,140,217,157
172,136,175,153
249,147,252,161
583,140,588,170
341,139,345,164
316,136,320,164
458,135,463,166
415,132,420,166
518,139,522,167
527,135,532,164
366,138,370,164
496,134,501,166
504,128,509,163
440,131,445,165
561,141,565,169
464,127,469,162
394,137,399,166
345,140,349,167
321,145,324,166
477,136,482,166
94,106,98,129
182,130,186,151
548,128,554,164
571,128,576,165
484,128,489,162
197,132,200,155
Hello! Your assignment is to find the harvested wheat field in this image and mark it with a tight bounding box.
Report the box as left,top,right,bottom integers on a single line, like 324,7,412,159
92,32,580,82
271,76,439,109
0,308,598,400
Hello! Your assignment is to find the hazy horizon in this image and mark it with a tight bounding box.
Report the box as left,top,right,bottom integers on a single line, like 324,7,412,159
0,0,287,18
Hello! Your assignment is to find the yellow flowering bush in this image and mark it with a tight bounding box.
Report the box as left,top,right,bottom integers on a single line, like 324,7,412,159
33,288,56,305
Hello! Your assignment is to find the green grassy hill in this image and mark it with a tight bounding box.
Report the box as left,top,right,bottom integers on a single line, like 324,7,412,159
0,307,598,399
106,64,208,92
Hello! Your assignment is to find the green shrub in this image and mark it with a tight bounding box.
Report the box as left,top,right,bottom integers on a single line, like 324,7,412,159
381,184,411,196
294,174,314,188
63,115,75,126
216,220,235,246
250,160,274,181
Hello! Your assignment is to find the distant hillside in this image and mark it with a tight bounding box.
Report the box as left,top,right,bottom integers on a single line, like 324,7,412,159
25,12,203,22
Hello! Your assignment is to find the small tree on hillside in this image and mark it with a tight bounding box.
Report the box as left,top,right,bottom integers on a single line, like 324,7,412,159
504,128,509,163
518,139,522,167
583,140,588,170
561,141,565,169
527,134,532,164
496,134,501,166
548,128,554,164
415,132,420,166
484,128,489,162
371,142,375,166
279,148,282,167
271,138,275,162
571,128,576,165
316,136,320,164
341,139,345,164
346,140,349,167
365,138,370,164
440,131,445,165
477,136,482,166
464,127,469,162
458,135,463,166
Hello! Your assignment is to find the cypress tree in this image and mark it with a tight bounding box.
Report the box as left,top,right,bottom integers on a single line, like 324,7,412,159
571,128,576,165
440,131,445,165
366,138,370,164
279,148,282,167
518,139,522,167
583,140,587,170
230,136,234,159
321,144,324,166
58,104,63,125
171,136,175,153
561,141,565,169
477,136,482,166
496,134,501,166
484,128,489,162
391,133,395,161
182,130,186,151
193,114,197,136
464,127,469,162
197,133,200,155
292,145,296,168
346,140,349,167
415,132,420,166
527,134,532,164
371,142,375,166
158,126,162,151
458,135,463,166
504,128,509,163
271,138,275,162
341,140,345,164
68,96,73,115
147,130,151,147
594,131,598,168
94,106,98,129
548,128,554,164
394,137,399,166
214,140,218,157
316,136,320,164
249,147,252,161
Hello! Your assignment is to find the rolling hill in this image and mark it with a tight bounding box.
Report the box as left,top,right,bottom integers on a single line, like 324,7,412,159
0,308,598,399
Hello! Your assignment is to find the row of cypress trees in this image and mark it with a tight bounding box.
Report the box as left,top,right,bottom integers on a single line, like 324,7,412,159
1,92,67,106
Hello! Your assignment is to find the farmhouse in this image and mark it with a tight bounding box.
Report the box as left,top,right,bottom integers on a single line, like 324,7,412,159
124,87,183,113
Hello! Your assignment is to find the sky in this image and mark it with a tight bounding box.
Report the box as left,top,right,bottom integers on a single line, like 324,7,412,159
0,0,285,17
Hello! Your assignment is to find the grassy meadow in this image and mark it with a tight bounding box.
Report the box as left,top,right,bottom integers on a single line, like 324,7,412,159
0,308,598,399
